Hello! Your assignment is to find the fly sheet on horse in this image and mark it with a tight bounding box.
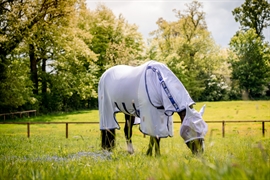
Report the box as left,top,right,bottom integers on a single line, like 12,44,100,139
99,60,198,138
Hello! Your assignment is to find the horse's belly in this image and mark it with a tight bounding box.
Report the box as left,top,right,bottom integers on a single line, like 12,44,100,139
109,83,139,115
102,66,143,116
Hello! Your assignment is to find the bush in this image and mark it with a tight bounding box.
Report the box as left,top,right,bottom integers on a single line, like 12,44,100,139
201,75,229,101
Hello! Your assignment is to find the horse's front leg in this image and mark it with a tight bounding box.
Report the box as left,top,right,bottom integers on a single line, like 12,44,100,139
146,136,154,156
154,137,161,156
146,137,160,156
101,129,116,151
124,114,135,154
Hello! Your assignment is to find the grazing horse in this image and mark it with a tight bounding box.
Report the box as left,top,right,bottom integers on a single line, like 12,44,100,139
98,60,208,155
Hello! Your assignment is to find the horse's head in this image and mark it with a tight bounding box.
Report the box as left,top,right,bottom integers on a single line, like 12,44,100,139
179,105,208,155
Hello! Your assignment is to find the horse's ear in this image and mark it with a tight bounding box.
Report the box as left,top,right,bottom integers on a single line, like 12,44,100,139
199,104,206,116
186,104,193,117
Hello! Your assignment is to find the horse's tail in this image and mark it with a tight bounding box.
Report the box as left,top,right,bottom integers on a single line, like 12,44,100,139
101,129,116,150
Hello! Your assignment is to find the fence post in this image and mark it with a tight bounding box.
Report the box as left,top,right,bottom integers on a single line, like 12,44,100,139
222,121,225,138
66,123,68,138
262,121,265,137
27,123,30,138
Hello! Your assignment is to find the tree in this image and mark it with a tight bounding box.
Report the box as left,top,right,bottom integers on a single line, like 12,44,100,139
0,0,78,110
0,48,33,111
26,0,78,95
148,1,223,100
30,1,99,112
232,0,270,39
87,4,144,76
105,14,144,66
229,29,270,98
0,0,101,112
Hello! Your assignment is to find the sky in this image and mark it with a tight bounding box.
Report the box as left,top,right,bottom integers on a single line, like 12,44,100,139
86,0,270,48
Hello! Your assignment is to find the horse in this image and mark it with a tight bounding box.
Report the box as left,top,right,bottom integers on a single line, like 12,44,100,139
98,60,208,156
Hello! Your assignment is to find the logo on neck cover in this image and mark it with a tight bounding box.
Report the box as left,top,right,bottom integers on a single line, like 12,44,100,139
180,105,208,143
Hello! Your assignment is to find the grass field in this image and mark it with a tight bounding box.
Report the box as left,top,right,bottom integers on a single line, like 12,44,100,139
0,101,269,179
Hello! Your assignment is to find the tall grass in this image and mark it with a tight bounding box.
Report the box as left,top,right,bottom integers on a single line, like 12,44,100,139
0,101,269,179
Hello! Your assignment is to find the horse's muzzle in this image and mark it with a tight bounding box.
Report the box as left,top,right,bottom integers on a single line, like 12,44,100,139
186,138,205,155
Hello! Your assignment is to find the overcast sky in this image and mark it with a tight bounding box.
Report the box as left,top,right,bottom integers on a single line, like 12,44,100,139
86,0,269,48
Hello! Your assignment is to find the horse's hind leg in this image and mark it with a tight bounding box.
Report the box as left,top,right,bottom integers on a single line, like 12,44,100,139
101,129,116,151
124,114,135,154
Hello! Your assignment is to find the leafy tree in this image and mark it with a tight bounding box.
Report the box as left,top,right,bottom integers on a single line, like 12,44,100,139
0,0,100,112
148,1,223,100
0,48,33,111
0,0,76,110
32,1,99,111
26,0,79,95
229,29,270,98
105,14,144,66
232,0,270,39
87,4,144,76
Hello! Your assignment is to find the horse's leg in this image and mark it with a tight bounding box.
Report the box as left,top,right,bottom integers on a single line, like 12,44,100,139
154,137,161,156
146,137,160,156
146,136,154,156
124,114,135,154
101,129,116,151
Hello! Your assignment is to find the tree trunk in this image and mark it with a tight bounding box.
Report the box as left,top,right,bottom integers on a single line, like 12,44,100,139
29,44,38,95
0,54,8,107
42,58,47,94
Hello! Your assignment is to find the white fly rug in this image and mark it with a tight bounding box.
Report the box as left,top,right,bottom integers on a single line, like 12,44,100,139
98,60,195,138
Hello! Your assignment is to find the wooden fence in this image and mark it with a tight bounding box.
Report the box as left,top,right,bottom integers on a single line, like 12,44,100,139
0,120,269,138
0,110,36,120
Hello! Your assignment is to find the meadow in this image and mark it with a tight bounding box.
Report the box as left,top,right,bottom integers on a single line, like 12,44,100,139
0,101,269,179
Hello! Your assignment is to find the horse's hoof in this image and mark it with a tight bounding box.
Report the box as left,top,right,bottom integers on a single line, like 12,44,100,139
127,147,134,154
128,149,134,154
127,143,134,154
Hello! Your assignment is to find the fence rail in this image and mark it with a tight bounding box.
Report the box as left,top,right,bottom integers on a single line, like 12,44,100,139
0,110,36,120
0,120,269,138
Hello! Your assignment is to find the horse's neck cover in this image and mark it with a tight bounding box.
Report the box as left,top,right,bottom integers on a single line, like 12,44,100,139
180,105,208,142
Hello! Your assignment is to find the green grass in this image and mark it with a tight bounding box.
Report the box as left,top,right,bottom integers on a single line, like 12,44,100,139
195,100,270,121
0,101,270,179
0,133,269,179
4,100,269,122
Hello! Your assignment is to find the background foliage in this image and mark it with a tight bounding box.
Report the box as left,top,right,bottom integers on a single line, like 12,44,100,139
0,0,269,114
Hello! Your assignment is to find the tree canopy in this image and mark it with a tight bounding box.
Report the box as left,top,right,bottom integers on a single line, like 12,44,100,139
0,0,78,109
147,1,226,101
229,29,270,98
232,0,270,39
230,0,270,99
